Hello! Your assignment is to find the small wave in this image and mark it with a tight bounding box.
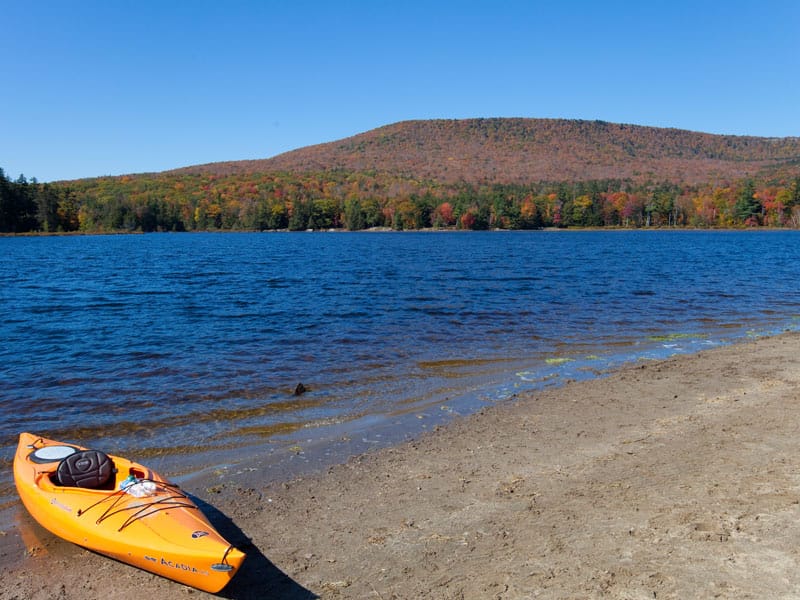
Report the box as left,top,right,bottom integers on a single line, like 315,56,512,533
545,357,574,365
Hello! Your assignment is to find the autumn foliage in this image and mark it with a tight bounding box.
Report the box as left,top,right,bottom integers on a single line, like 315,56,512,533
170,118,800,186
3,119,800,233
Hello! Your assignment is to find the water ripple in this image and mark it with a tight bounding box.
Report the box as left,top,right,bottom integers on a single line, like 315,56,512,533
2,230,800,502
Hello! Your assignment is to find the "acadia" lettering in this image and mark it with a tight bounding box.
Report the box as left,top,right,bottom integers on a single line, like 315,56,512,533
159,557,208,576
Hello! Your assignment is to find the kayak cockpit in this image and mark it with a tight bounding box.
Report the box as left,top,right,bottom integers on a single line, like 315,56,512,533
52,449,117,489
26,438,118,491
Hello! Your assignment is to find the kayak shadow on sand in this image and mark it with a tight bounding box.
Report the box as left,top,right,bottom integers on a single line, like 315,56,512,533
191,495,319,600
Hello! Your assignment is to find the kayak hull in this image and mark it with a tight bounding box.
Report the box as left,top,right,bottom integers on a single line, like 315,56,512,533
13,432,245,593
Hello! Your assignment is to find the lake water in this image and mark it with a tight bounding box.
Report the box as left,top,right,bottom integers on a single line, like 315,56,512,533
2,230,800,508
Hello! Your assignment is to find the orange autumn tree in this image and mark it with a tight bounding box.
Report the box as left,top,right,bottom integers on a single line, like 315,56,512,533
432,202,455,227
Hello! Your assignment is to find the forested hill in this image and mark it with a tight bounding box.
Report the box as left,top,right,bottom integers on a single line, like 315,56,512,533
4,119,800,234
170,118,800,185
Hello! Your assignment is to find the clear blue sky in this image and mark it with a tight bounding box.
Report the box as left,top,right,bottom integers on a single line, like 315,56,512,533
2,0,798,182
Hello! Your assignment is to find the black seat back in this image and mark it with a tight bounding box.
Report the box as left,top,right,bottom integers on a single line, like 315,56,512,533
56,450,114,489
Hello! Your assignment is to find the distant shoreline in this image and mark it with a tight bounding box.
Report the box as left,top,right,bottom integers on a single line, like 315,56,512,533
1,225,791,237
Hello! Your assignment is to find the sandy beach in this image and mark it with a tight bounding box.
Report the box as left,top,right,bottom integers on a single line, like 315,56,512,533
3,332,800,599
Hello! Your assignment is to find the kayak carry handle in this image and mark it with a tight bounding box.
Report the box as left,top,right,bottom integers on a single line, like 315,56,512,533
211,546,237,572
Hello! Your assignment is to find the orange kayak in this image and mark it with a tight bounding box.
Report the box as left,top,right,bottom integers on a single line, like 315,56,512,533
13,432,245,593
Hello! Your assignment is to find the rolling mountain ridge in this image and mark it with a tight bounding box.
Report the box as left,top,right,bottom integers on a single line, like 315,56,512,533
6,119,800,233
170,118,800,184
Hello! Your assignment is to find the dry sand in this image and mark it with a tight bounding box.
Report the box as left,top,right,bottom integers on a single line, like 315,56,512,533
3,332,800,599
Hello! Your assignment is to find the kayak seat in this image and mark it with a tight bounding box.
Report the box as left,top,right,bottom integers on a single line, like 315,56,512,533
55,450,116,489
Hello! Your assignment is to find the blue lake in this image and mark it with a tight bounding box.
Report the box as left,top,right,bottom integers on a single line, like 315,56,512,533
2,230,800,506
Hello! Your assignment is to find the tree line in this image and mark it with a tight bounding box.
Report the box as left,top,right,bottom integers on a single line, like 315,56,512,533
0,169,80,233
2,166,800,233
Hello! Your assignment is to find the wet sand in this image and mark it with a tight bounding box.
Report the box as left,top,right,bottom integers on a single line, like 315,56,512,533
3,332,800,599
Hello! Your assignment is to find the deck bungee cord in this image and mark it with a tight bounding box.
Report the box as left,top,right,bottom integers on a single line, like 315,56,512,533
74,479,198,531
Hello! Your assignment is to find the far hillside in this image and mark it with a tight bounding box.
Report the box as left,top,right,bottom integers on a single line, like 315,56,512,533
3,119,800,233
169,118,800,185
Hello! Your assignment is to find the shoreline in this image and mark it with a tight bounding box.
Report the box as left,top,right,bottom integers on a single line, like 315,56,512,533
4,332,800,598
2,226,796,237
